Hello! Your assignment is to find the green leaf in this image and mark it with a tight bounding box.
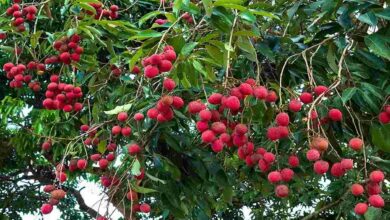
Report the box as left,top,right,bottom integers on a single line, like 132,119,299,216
145,172,166,184
326,43,338,73
129,30,163,40
364,207,382,220
222,186,233,203
30,31,43,49
341,87,357,104
257,42,275,62
138,11,164,27
364,33,390,60
203,0,212,17
214,0,244,4
209,7,233,33
236,37,256,61
287,1,301,20
250,9,279,19
132,184,157,194
193,60,215,81
371,124,390,153
180,42,198,56
213,2,246,11
104,103,132,115
131,159,141,176
97,140,106,154
239,10,256,23
358,12,378,26
375,8,390,20
129,48,144,70
78,3,96,15
361,82,383,101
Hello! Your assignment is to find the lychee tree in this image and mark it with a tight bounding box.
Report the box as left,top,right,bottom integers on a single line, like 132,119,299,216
0,0,389,220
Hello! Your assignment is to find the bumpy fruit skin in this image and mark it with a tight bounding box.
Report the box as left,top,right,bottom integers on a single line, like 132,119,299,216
351,183,364,196
267,127,280,141
126,191,138,201
147,108,159,119
288,99,302,112
144,65,159,78
128,144,141,155
80,124,89,132
348,137,363,151
225,96,240,111
121,126,132,136
188,100,205,114
117,112,128,122
314,85,328,96
134,113,144,121
201,130,216,143
330,162,345,177
51,189,66,200
265,91,278,102
310,137,329,151
77,159,87,170
41,204,53,214
199,110,212,121
140,203,151,213
239,83,253,96
367,182,381,195
276,112,289,126
211,122,226,134
354,203,368,215
163,78,176,91
340,159,353,170
172,96,184,109
263,152,275,163
253,86,268,99
208,93,223,105
306,149,320,161
111,125,121,135
275,184,289,198
99,159,109,169
211,139,224,152
328,108,343,121
313,160,329,175
368,195,385,208
281,168,294,182
288,155,299,167
300,92,313,104
378,112,390,124
268,171,282,183
369,170,384,183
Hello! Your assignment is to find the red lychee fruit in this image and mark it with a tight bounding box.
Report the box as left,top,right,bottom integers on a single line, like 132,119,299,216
310,137,329,151
163,78,176,91
41,204,53,214
134,113,144,121
90,154,101,161
253,86,268,99
239,83,253,96
234,124,248,135
147,108,159,119
340,159,353,170
348,137,363,151
313,160,329,175
367,182,381,195
128,144,141,155
268,171,282,183
43,185,55,193
211,122,226,134
126,190,138,201
281,168,294,182
164,49,176,61
121,126,132,136
314,85,328,96
225,96,240,111
201,130,216,143
369,170,384,183
80,124,89,132
275,112,289,126
258,159,270,172
379,112,390,124
306,149,320,161
187,100,206,114
111,125,121,135
211,139,224,153
267,127,280,141
117,112,128,122
275,184,289,198
265,91,278,102
351,183,364,196
263,152,275,163
368,195,385,208
300,92,313,104
354,203,368,215
288,155,299,167
219,133,231,143
208,93,223,105
41,141,52,151
172,96,184,109
288,99,302,112
328,108,342,121
199,110,212,121
140,203,151,213
196,121,208,132
98,159,109,169
144,65,159,78
158,60,172,72
77,159,87,170
330,162,345,177
277,126,289,138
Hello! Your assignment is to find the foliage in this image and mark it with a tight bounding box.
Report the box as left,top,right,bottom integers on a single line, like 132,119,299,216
0,0,389,220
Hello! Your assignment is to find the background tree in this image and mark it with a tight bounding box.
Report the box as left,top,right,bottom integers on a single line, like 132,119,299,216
0,0,389,220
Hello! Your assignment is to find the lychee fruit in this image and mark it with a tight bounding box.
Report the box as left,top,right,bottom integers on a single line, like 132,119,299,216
276,112,289,126
275,184,289,198
368,195,385,208
300,92,313,104
351,183,364,196
288,99,302,112
348,137,363,151
288,155,299,167
328,108,342,121
281,168,294,182
369,170,384,183
306,149,320,161
354,203,368,215
201,130,216,143
313,160,329,175
268,171,282,183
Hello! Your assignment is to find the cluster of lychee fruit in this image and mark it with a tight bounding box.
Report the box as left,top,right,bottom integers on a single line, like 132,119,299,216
111,112,132,136
42,75,83,112
52,34,84,64
142,45,176,78
41,185,66,215
147,95,184,122
352,170,385,215
378,105,390,124
3,62,31,88
126,190,151,214
182,12,193,23
5,1,37,32
85,3,119,20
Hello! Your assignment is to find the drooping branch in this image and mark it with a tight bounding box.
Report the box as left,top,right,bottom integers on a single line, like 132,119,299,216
66,187,100,218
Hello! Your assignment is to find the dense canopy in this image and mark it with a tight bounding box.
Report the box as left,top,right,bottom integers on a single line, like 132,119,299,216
0,0,389,219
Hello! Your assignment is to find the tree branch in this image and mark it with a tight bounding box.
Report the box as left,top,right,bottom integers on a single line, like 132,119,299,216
66,187,100,219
